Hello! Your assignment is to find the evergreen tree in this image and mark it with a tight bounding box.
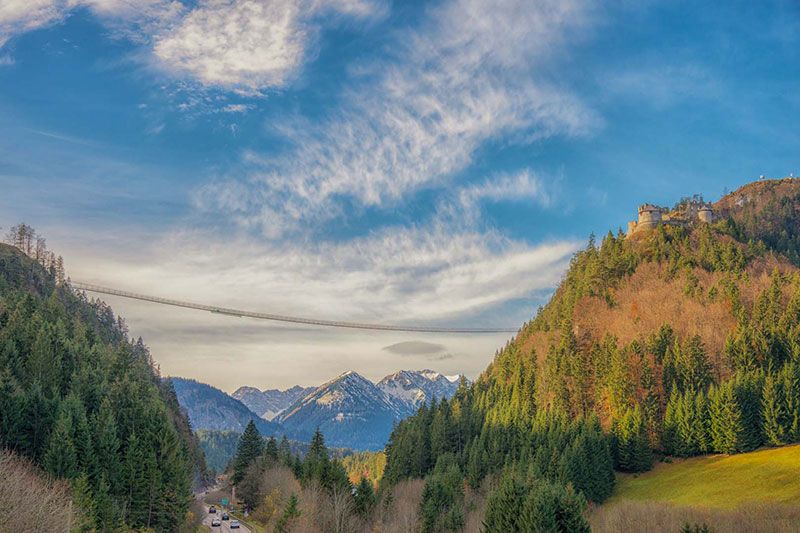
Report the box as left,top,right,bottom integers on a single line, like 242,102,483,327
265,436,279,462
781,362,800,441
278,435,292,465
0,369,21,450
519,481,590,533
734,371,764,451
708,381,743,454
762,373,786,445
43,407,79,479
232,420,264,485
302,427,330,485
353,476,376,517
71,474,96,531
611,405,652,472
275,493,300,533
482,471,526,533
93,399,120,492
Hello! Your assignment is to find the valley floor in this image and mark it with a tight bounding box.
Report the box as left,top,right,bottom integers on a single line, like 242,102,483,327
590,445,800,532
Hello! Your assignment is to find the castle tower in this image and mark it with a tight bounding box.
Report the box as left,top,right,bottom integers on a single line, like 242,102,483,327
698,205,714,223
637,204,662,230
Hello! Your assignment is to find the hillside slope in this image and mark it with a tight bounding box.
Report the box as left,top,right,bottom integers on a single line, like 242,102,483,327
380,178,800,529
170,377,283,435
610,444,800,508
591,445,800,532
0,235,204,531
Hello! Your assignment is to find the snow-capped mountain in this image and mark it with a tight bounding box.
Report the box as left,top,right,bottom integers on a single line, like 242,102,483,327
273,369,465,450
276,371,410,451
377,369,464,409
232,385,315,420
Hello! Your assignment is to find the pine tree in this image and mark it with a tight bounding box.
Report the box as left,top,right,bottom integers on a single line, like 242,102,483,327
518,481,590,533
71,474,96,531
663,389,680,455
0,369,21,450
93,399,120,492
93,472,120,529
278,435,292,465
43,408,79,479
232,420,264,485
303,427,330,485
781,362,800,441
265,436,279,461
708,381,743,454
20,381,55,460
762,373,786,446
353,476,376,517
275,493,300,533
734,371,764,451
611,406,652,472
482,471,525,532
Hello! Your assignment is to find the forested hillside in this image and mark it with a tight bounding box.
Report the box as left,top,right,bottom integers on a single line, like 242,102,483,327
378,178,800,531
0,226,207,531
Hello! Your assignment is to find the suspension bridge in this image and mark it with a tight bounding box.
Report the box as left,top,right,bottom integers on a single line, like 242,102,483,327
72,282,518,334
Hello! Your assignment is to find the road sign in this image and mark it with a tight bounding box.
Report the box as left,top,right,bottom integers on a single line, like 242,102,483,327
222,498,229,506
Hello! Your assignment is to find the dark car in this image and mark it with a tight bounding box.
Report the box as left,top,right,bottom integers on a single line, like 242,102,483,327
209,506,217,514
222,512,229,520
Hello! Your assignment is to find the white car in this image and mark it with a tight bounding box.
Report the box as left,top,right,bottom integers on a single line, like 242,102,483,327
211,517,221,527
230,520,241,529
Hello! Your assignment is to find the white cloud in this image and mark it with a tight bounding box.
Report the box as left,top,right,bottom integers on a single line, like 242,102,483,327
220,103,253,113
70,223,578,330
0,0,181,47
197,0,599,236
455,169,554,222
152,0,386,92
0,0,66,47
1,0,383,91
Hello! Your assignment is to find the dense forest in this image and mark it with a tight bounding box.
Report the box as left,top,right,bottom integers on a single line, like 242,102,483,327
218,180,800,531
0,224,207,531
377,179,800,530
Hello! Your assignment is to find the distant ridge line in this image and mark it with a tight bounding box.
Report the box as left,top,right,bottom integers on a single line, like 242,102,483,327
72,282,518,334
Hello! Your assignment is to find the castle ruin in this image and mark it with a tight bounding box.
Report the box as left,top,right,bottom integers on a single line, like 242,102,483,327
627,201,715,237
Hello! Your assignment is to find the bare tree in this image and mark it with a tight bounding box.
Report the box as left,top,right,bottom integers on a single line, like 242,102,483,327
0,450,83,531
329,484,355,533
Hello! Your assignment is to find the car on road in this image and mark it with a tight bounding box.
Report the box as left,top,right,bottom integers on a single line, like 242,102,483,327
222,512,229,520
209,506,217,514
230,520,240,529
211,517,221,527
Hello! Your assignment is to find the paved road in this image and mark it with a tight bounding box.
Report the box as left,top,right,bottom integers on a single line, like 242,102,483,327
201,504,252,533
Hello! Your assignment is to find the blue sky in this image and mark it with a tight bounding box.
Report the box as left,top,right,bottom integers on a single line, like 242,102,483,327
1,0,798,391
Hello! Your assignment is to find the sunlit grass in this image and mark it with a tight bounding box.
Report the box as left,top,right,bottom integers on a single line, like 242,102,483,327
608,444,800,509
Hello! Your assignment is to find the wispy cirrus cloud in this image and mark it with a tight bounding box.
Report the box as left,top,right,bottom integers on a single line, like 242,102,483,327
0,0,66,47
196,0,599,237
72,223,579,327
0,0,182,47
0,0,384,92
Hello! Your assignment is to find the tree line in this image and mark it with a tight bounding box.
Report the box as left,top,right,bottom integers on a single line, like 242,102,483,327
0,228,204,530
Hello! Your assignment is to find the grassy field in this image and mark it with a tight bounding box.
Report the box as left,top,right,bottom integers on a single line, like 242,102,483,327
609,444,800,509
590,445,800,532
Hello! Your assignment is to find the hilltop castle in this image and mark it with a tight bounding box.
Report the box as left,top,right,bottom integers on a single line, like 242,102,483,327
627,201,715,236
